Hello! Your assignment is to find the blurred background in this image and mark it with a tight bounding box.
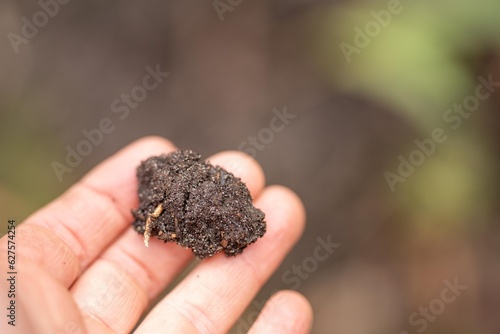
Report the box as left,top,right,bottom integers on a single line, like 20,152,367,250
1,0,500,333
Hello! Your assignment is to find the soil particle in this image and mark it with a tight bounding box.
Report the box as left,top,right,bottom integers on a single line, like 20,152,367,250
132,150,266,258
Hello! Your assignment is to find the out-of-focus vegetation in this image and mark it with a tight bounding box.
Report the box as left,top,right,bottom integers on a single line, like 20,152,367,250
316,0,500,125
307,1,500,332
314,0,500,230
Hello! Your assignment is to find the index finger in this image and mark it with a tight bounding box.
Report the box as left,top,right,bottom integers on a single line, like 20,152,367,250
3,136,176,287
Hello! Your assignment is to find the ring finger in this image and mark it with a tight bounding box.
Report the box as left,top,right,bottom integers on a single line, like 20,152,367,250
135,185,306,334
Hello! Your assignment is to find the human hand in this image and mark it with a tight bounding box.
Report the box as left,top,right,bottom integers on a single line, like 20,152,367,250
0,137,312,334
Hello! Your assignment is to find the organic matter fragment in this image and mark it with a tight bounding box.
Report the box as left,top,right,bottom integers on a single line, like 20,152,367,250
132,150,266,258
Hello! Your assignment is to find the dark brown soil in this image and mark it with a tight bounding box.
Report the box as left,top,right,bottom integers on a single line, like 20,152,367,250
132,150,266,258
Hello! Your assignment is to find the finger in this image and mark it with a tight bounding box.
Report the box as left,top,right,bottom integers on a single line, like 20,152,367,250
135,186,306,334
207,150,265,199
69,150,266,333
248,290,313,334
0,256,87,334
15,136,176,287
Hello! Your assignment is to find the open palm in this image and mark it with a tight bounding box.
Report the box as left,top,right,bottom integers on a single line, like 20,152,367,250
0,136,312,334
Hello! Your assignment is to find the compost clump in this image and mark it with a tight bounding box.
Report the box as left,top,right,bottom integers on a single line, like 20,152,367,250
132,150,266,258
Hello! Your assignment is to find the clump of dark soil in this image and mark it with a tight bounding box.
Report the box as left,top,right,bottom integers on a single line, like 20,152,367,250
132,150,266,258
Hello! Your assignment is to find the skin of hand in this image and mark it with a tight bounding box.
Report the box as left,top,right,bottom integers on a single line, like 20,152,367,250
0,136,313,334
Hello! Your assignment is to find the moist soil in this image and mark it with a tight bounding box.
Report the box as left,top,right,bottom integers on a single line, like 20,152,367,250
132,150,266,258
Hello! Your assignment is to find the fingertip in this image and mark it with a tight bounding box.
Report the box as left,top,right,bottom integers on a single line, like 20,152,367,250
249,290,313,334
272,290,314,323
207,150,266,199
84,135,177,180
257,185,307,240
127,136,178,155
84,136,177,180
268,185,306,220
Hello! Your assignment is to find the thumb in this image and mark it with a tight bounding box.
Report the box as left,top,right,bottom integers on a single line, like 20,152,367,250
0,252,86,334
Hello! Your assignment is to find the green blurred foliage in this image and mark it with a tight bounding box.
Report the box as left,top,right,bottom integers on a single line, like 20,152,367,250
314,0,500,229
315,0,500,125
